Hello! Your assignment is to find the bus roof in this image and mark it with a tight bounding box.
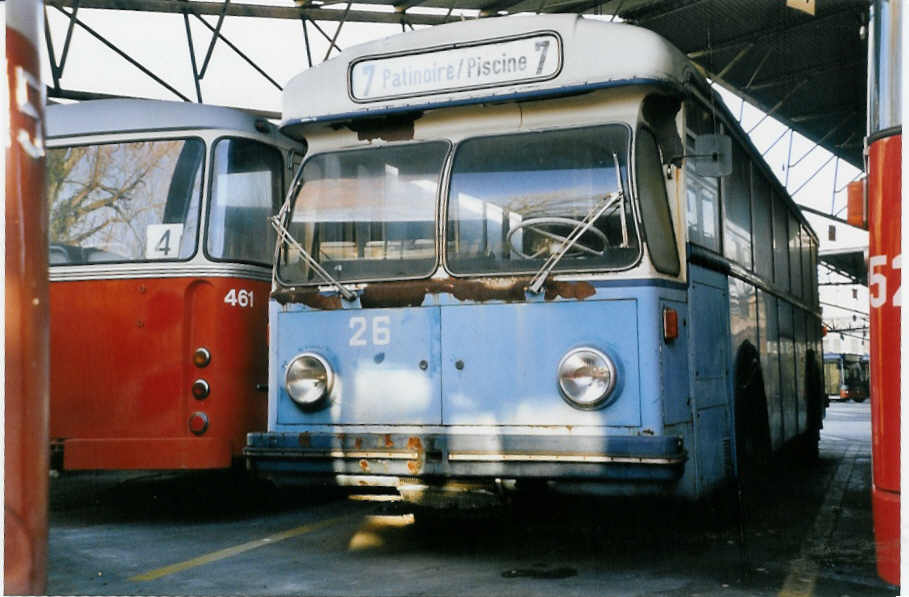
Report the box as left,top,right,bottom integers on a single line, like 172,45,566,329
46,99,276,139
281,15,696,138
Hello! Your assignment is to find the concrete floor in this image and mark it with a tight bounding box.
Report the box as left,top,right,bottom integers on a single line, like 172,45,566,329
47,401,895,596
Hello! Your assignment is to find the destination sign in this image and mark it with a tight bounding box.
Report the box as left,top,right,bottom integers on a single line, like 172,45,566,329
350,33,562,102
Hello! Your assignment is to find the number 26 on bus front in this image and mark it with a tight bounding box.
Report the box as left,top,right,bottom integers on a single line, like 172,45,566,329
349,316,390,347
869,254,901,308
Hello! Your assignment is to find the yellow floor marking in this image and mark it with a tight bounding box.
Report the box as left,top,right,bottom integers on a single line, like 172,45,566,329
130,514,353,582
778,445,857,597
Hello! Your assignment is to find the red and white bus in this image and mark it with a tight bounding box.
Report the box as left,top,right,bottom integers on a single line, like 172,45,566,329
866,0,900,585
5,0,49,593
46,99,301,471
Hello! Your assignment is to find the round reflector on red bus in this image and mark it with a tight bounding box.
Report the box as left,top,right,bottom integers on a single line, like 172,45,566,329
188,412,209,435
192,379,210,399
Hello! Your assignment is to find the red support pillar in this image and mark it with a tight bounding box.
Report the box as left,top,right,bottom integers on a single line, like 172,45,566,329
4,1,49,593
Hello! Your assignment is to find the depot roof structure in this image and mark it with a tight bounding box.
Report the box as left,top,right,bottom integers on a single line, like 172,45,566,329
46,0,869,168
45,0,872,284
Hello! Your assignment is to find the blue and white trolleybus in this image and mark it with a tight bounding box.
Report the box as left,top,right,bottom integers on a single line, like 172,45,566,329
245,15,825,506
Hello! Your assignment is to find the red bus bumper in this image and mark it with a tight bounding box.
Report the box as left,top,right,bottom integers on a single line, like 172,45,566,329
60,437,233,470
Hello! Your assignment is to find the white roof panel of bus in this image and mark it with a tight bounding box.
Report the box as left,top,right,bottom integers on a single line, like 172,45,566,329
46,99,269,139
281,15,695,136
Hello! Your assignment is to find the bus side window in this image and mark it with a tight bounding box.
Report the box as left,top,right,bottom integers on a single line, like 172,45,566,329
751,171,774,282
801,227,814,305
722,141,752,269
635,127,680,275
789,212,802,298
207,138,284,265
772,192,790,292
684,101,719,252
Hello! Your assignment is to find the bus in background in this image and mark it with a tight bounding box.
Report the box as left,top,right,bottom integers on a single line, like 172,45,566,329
5,0,49,593
823,353,870,402
866,0,900,585
47,99,301,471
246,15,824,507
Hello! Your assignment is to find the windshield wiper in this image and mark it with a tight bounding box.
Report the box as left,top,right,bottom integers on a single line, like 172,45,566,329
270,172,357,301
527,190,624,295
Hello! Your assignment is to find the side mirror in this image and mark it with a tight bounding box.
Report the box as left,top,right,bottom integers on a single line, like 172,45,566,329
691,134,733,177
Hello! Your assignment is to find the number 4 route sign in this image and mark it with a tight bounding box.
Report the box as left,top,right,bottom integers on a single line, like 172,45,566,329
145,224,184,259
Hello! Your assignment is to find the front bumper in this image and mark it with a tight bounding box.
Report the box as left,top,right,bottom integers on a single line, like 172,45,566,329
54,437,233,470
245,431,686,483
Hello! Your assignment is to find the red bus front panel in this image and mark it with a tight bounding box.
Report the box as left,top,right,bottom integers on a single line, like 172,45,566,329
50,275,269,470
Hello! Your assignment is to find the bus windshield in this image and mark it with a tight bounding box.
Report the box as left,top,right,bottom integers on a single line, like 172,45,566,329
48,139,204,265
446,125,639,275
278,142,448,284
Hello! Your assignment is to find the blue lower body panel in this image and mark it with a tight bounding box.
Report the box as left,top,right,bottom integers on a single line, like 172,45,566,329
245,431,686,482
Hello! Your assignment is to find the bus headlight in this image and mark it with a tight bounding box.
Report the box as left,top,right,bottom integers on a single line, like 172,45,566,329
285,353,334,409
557,348,617,409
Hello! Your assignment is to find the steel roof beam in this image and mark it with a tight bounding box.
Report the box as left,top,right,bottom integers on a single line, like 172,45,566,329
479,0,529,16
46,0,81,88
192,12,283,89
687,6,865,59
791,153,837,197
48,86,143,101
747,59,864,92
623,0,711,24
183,9,203,101
46,0,461,25
47,85,283,119
308,19,344,57
301,18,313,68
324,3,351,60
714,42,753,79
706,69,862,169
746,79,807,134
540,0,615,15
790,106,860,123
819,300,869,317
198,0,230,78
44,10,62,89
788,114,855,169
393,0,428,12
50,4,192,101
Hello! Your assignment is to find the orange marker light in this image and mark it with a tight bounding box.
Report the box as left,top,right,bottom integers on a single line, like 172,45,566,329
193,347,211,368
846,179,867,230
663,308,679,343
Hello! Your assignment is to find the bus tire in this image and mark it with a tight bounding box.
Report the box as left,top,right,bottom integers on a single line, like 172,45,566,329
733,341,771,489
